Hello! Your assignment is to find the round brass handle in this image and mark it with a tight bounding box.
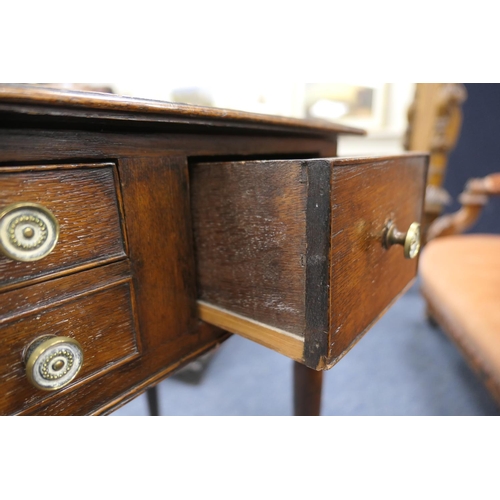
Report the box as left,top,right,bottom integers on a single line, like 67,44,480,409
0,202,59,262
384,221,421,259
24,336,84,391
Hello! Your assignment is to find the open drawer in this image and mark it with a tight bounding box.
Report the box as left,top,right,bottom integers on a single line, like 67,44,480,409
190,154,428,370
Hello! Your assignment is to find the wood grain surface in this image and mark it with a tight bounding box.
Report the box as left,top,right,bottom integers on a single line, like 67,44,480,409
0,260,132,324
191,158,331,369
0,266,140,415
197,301,304,362
0,128,336,165
118,156,198,349
294,361,323,416
191,159,308,335
0,84,365,138
190,154,428,370
0,164,126,290
0,88,351,414
327,154,428,366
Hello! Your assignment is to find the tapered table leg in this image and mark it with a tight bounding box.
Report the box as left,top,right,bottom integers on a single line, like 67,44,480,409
146,386,160,416
293,361,323,416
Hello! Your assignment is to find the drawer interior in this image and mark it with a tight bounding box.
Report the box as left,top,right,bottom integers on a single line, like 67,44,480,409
190,154,428,369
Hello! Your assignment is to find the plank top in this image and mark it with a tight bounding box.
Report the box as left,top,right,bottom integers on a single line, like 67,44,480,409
0,84,366,137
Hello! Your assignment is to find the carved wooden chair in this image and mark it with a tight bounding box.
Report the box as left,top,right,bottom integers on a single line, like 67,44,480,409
404,83,468,241
420,173,500,405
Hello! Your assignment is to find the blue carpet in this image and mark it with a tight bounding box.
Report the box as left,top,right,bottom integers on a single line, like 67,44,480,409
112,283,500,416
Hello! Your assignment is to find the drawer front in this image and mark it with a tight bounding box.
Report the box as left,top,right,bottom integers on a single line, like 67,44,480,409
0,261,140,415
328,155,426,366
0,163,126,290
191,154,428,369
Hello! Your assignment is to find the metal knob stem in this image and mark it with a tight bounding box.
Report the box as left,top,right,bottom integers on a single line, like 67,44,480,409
384,221,421,259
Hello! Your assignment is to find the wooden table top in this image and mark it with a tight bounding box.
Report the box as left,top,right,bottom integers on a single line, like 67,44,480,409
0,84,365,138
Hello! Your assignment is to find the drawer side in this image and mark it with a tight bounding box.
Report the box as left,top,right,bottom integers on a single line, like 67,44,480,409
191,160,308,336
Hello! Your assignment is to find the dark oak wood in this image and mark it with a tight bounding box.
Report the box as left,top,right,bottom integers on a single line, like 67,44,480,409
303,160,332,369
118,156,198,350
21,327,231,416
0,84,364,138
146,386,160,416
328,155,428,365
191,155,428,370
293,362,323,416
0,164,126,291
0,129,338,167
0,265,140,415
0,84,424,415
0,260,133,323
191,160,308,335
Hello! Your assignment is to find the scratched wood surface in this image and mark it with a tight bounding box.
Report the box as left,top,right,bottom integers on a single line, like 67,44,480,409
327,155,428,366
0,266,140,415
118,156,199,350
191,158,332,368
0,86,357,414
0,84,364,138
0,129,337,165
191,155,428,370
0,164,126,290
191,160,308,335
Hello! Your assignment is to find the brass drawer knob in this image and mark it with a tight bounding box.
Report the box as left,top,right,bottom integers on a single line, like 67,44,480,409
384,221,421,259
24,336,83,391
0,202,59,262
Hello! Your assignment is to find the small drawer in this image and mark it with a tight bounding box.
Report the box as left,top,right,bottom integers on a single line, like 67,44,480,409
0,163,126,290
191,154,428,370
0,261,140,415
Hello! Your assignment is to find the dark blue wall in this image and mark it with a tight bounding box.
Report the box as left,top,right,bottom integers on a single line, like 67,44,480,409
443,83,500,234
